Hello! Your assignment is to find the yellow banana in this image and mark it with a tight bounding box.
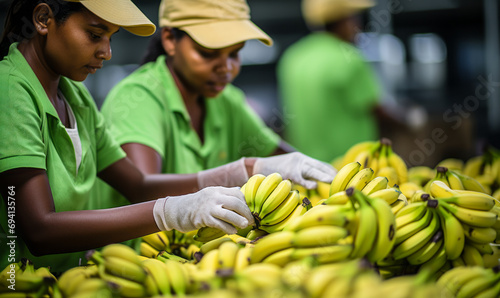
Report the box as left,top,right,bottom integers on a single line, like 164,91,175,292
369,187,401,205
243,174,266,213
141,258,171,295
452,170,488,193
445,169,465,190
199,236,233,255
98,264,146,298
101,243,142,267
417,246,448,279
377,166,399,189
217,241,240,270
392,208,441,260
346,167,374,191
293,244,353,264
394,207,433,245
260,197,311,233
291,225,349,248
440,200,497,228
349,189,377,258
57,265,97,297
196,249,219,273
462,223,497,243
253,173,283,214
407,230,444,265
233,245,252,272
194,226,226,243
140,242,160,259
283,204,352,232
362,176,389,195
329,161,361,195
324,190,349,205
141,232,170,251
408,166,436,187
245,228,268,240
366,197,397,263
258,179,292,220
437,158,464,172
163,259,188,296
398,181,422,199
456,268,500,298
71,278,111,297
250,231,295,264
103,256,147,283
340,141,378,168
436,203,465,260
461,243,485,267
261,247,295,267
395,201,427,228
259,190,300,226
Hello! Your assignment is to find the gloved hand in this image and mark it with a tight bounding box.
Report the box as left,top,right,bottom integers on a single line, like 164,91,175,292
197,158,248,189
153,186,254,234
253,152,337,189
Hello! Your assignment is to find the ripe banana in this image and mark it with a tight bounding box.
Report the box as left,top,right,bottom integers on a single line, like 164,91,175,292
324,190,349,205
292,244,353,264
101,244,142,267
362,176,389,195
291,225,349,248
140,242,160,259
141,232,170,251
233,246,252,272
245,228,268,241
196,249,219,273
199,236,233,255
390,197,407,214
452,170,488,193
440,200,497,228
141,258,171,295
217,241,240,270
250,231,294,263
258,179,292,219
163,259,188,296
395,201,427,229
398,181,422,199
462,223,497,243
340,141,378,168
431,180,495,211
193,226,226,243
329,162,361,195
261,247,295,267
283,204,352,232
446,170,465,190
259,189,300,226
392,208,441,260
387,146,408,184
369,187,401,205
349,189,377,258
253,173,283,214
377,167,399,189
346,167,374,191
260,197,311,233
457,269,500,298
436,203,465,260
366,197,397,263
406,230,444,265
394,206,433,245
103,255,147,283
98,264,146,298
243,174,266,213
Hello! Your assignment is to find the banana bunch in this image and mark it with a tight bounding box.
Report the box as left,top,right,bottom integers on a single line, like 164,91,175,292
0,259,56,297
463,146,500,195
337,138,408,187
88,243,148,298
437,265,500,297
56,264,100,297
375,271,449,298
427,166,488,194
242,173,312,234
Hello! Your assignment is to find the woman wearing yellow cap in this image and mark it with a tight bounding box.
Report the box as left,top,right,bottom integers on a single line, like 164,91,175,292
0,0,259,273
98,0,337,210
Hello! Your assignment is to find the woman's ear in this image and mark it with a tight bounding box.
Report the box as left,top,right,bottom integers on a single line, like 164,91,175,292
33,3,54,36
161,27,176,57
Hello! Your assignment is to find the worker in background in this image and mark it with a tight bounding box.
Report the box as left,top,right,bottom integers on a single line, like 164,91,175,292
277,0,385,163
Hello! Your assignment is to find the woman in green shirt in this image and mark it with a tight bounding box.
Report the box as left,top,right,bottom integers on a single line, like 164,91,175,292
99,0,337,210
0,0,335,273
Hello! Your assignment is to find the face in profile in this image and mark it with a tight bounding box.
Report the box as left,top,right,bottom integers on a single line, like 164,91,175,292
166,31,245,98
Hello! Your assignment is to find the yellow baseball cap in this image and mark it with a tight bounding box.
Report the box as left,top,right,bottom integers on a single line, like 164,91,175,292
302,0,375,26
158,0,273,49
65,0,156,36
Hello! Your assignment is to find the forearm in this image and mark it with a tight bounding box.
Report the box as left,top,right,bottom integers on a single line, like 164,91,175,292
28,201,159,256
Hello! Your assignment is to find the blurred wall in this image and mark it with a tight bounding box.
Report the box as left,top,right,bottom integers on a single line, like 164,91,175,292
1,0,499,167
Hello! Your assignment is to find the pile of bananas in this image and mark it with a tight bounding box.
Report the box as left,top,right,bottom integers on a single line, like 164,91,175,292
141,230,200,261
437,265,500,297
250,188,397,266
242,173,312,233
0,259,56,297
336,138,408,187
326,161,408,214
462,147,500,197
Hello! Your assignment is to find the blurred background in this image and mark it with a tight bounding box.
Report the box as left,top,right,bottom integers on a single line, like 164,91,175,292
1,0,499,167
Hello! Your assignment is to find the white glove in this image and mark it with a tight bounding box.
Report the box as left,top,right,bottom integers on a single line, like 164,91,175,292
197,158,248,189
153,186,254,234
253,152,337,189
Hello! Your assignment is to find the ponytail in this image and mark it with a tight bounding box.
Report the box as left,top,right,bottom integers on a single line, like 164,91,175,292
140,28,187,65
0,0,83,59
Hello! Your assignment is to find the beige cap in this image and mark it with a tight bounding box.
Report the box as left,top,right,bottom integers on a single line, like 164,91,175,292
302,0,375,26
65,0,156,36
158,0,273,49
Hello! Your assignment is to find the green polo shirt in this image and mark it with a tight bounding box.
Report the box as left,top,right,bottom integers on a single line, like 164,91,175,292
277,32,380,163
0,43,126,273
97,55,280,209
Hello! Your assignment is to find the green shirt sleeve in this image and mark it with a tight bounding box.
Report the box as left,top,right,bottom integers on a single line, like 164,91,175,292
0,74,46,173
343,53,380,113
